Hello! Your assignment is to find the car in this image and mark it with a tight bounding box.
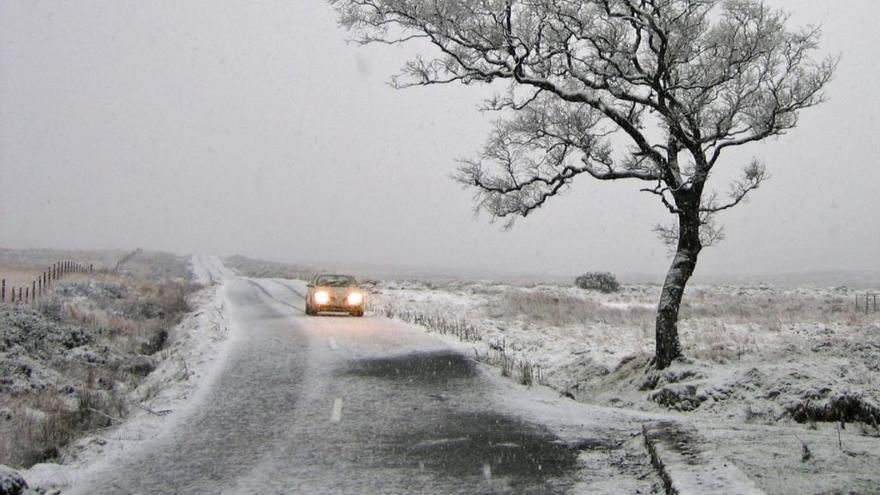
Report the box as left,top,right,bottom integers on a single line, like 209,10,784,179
305,274,366,317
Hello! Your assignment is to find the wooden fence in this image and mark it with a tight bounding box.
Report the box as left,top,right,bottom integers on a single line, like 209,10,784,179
1,261,93,305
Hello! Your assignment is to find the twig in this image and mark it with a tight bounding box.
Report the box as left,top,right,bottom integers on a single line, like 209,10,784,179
793,433,811,462
86,407,123,424
129,400,172,416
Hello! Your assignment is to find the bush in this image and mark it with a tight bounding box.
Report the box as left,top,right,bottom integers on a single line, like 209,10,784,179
575,272,620,293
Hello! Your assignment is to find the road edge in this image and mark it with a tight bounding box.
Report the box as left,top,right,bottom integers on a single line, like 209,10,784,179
641,421,766,495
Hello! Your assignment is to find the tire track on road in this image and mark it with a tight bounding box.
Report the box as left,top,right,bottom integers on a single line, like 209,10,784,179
271,279,307,301
245,279,303,314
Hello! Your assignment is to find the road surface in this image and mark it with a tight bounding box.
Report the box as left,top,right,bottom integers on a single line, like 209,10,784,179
68,258,659,494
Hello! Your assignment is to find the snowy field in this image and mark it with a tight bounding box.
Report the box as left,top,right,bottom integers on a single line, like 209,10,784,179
369,279,880,493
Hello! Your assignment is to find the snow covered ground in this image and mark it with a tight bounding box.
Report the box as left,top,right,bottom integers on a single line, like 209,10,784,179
369,279,880,493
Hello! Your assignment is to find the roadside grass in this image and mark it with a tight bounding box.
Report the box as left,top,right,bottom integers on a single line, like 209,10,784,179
380,303,547,387
0,249,196,469
380,305,481,342
0,390,128,467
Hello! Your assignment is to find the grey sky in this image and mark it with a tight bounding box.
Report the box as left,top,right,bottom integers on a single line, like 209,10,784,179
1,0,878,278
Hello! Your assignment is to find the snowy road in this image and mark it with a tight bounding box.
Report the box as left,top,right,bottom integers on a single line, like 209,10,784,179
68,258,659,494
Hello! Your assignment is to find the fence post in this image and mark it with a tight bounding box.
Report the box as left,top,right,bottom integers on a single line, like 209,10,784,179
1,279,4,302
89,263,93,272
18,287,22,304
32,281,36,302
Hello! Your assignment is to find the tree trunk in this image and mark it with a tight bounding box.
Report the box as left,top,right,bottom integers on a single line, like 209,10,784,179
655,206,702,369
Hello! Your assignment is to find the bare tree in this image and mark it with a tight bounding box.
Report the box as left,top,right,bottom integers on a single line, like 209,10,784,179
331,0,836,368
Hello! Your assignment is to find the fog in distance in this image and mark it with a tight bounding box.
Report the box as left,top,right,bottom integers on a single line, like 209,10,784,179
1,0,877,280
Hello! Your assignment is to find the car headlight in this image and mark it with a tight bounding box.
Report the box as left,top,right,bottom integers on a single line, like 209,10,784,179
314,291,330,305
347,292,363,305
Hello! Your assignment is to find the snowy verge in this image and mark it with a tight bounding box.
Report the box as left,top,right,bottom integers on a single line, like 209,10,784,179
22,256,233,493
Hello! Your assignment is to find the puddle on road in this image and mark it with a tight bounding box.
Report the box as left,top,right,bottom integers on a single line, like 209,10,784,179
342,350,477,383
405,411,577,475
342,350,585,491
388,411,579,492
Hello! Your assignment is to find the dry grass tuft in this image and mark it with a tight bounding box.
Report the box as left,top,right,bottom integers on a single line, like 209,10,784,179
0,390,127,466
381,305,481,342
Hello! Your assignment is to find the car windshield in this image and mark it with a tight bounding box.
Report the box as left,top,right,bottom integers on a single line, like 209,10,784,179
315,275,356,287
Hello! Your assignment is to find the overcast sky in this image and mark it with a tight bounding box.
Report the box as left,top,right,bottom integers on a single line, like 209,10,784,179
1,0,878,278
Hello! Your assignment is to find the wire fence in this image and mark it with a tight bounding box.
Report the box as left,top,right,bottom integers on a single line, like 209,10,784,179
1,260,93,305
855,292,879,314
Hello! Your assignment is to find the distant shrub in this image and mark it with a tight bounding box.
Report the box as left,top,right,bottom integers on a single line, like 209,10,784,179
575,272,620,293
